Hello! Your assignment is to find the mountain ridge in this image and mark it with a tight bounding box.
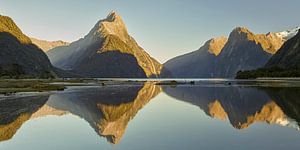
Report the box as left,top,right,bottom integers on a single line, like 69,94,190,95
163,26,298,78
30,38,69,52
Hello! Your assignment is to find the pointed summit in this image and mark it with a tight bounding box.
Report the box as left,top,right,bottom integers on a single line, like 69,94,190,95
232,27,252,33
229,27,256,42
88,11,129,43
105,11,122,22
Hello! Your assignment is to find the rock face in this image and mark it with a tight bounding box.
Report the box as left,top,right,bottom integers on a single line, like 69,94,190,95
47,12,162,78
163,27,298,78
30,38,69,52
266,31,300,68
163,37,228,78
215,27,272,77
0,15,56,78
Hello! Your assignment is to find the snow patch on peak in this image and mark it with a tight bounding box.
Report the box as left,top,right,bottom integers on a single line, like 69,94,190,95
275,26,300,41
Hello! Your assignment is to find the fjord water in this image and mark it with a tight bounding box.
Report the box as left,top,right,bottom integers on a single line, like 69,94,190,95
0,82,300,150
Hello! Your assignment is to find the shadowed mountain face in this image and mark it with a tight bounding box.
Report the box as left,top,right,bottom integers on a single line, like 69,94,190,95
163,27,298,78
163,37,228,78
266,31,300,68
215,27,272,78
74,50,147,78
0,95,49,142
163,85,300,130
235,30,300,78
47,12,162,78
0,16,56,78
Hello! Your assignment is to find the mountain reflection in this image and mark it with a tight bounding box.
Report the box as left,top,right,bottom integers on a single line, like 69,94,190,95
163,85,300,130
0,82,161,144
1,83,300,145
42,82,161,144
0,95,49,142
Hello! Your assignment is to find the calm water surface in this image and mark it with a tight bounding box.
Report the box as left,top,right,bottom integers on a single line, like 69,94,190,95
0,81,300,150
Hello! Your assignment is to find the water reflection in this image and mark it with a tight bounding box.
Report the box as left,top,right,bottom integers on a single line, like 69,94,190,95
0,95,49,142
0,82,300,146
0,82,161,144
163,85,300,130
43,82,161,144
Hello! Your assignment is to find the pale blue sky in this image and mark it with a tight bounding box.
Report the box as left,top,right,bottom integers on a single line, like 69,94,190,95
0,0,299,63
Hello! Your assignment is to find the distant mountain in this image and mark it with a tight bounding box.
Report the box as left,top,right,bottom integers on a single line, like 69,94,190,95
47,11,162,78
0,15,56,78
163,27,298,78
236,29,300,79
30,38,69,52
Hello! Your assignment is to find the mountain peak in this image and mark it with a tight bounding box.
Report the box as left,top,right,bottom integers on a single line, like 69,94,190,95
105,11,122,22
233,27,251,33
0,15,31,44
47,12,162,78
205,36,228,56
88,11,129,43
231,27,254,36
228,27,256,42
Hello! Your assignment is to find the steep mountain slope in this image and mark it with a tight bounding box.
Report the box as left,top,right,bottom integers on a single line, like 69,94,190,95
215,27,273,77
236,29,300,79
164,27,297,78
0,15,56,78
163,37,227,78
47,12,162,78
30,38,69,52
266,31,300,68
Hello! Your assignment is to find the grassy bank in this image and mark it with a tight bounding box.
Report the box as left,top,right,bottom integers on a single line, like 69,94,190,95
0,79,65,95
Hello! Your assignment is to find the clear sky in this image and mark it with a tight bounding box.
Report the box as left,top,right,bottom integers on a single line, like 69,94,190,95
0,0,299,63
